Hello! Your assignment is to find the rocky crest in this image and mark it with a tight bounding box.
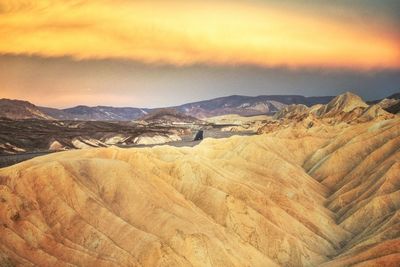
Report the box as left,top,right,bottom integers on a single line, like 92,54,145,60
315,92,368,117
259,92,396,134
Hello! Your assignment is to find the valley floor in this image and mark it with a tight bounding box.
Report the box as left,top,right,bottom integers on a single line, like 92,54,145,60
0,129,255,168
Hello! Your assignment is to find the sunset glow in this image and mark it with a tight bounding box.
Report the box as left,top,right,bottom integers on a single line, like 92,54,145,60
0,0,399,69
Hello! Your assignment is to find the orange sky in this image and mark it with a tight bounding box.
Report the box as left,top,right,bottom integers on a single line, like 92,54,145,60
0,0,399,69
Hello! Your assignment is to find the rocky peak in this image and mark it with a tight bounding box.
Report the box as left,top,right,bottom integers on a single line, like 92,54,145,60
316,92,368,116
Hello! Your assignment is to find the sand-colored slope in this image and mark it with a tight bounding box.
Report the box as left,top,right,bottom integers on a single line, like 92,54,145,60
314,92,368,117
305,118,400,266
205,114,271,132
265,92,395,129
0,118,399,266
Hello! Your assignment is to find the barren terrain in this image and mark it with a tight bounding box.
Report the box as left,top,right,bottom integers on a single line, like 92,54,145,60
0,93,399,266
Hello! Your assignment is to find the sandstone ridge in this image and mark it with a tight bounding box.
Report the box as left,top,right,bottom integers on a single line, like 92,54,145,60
0,116,399,266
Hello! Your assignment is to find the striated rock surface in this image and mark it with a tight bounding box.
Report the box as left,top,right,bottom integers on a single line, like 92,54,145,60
356,104,394,122
373,93,400,115
259,92,395,134
0,119,191,155
315,92,368,117
273,104,309,120
133,134,182,145
377,98,400,110
0,116,399,266
206,114,270,132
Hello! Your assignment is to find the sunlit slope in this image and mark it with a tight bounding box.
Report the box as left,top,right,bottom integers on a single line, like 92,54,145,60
0,118,399,266
307,119,400,267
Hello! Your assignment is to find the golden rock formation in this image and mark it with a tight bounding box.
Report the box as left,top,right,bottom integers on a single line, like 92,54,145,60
259,92,395,134
0,116,399,266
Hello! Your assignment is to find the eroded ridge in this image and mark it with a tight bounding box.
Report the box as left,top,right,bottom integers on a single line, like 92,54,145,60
0,118,399,266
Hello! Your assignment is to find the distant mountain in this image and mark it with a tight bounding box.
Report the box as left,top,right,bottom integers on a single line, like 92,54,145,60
0,94,341,121
174,95,334,118
273,92,394,124
314,92,368,117
38,107,74,120
140,108,203,124
38,105,151,121
0,99,55,120
57,106,150,121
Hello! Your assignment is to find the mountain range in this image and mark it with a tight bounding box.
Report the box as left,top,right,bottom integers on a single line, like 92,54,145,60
1,92,399,121
0,94,336,121
173,94,334,118
39,106,151,121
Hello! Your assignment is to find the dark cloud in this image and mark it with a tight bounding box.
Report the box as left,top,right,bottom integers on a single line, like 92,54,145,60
0,55,399,108
0,1,398,107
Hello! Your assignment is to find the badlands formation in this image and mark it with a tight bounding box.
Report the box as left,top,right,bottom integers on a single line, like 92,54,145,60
0,93,399,266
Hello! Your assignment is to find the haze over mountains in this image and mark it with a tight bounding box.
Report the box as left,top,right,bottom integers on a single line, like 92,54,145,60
1,92,399,121
0,91,399,266
0,94,337,121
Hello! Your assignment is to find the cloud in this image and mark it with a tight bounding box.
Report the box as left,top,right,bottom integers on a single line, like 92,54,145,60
0,0,399,69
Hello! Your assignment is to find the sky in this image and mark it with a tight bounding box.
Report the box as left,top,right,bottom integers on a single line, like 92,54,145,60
0,0,399,108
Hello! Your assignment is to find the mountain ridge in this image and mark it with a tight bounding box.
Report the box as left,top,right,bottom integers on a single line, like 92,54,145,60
2,92,398,121
270,92,394,124
0,94,336,120
0,98,55,120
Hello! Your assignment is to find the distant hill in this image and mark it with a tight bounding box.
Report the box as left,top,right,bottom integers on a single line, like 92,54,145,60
174,95,334,118
57,106,150,121
10,92,400,121
53,94,334,120
370,91,400,114
0,99,55,120
140,108,203,124
271,92,394,125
